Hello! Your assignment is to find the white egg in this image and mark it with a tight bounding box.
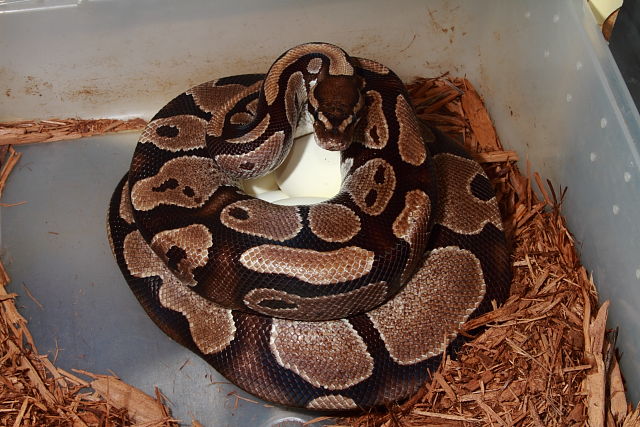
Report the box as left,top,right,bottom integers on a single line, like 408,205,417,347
275,133,342,199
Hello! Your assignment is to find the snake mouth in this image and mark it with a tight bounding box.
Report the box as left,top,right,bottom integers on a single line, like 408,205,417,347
313,120,356,151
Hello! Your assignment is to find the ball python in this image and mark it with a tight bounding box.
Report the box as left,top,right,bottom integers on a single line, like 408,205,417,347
107,42,511,411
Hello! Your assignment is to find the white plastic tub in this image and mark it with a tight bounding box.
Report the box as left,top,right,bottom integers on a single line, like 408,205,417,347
1,0,639,425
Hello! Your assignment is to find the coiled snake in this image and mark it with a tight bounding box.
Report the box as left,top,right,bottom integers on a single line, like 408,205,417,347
107,43,511,410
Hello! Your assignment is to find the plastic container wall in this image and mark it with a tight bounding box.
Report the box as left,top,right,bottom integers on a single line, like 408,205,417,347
1,0,639,424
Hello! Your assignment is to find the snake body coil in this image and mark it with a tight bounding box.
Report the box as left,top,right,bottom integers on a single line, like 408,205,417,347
107,43,511,410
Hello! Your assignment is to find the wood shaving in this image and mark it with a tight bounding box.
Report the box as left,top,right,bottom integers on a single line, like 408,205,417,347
1,76,639,426
0,118,147,146
342,76,640,426
0,155,176,424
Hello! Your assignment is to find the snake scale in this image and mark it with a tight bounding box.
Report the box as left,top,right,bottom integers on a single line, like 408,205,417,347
107,43,511,411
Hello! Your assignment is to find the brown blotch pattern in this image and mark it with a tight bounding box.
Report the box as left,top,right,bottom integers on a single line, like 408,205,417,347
308,203,361,243
395,95,427,166
239,245,374,285
230,112,254,125
263,43,353,105
344,158,396,216
215,131,285,179
227,114,270,143
362,90,389,149
392,189,431,282
150,224,213,285
434,153,503,234
367,247,485,365
130,156,224,211
122,231,235,355
140,115,207,152
187,81,262,137
119,181,136,224
285,71,306,127
307,57,323,74
243,281,388,320
270,319,373,390
220,199,302,242
392,190,430,243
356,57,390,75
306,395,357,410
159,276,236,355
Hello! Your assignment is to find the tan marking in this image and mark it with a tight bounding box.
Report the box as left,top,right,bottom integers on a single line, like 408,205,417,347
239,245,374,285
362,90,388,149
392,190,430,242
130,156,225,211
270,319,373,390
159,277,236,355
150,224,213,285
343,158,396,216
123,231,235,354
119,181,135,224
308,203,360,243
230,112,254,125
367,247,485,365
396,95,426,166
264,43,353,105
246,98,259,115
393,190,431,282
243,281,388,320
307,57,323,74
139,115,207,151
226,114,270,143
220,199,302,241
186,80,262,137
434,153,503,234
306,395,357,410
285,71,305,127
215,131,286,179
356,57,390,75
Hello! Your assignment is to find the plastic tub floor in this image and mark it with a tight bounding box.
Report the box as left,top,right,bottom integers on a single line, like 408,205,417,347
1,134,325,426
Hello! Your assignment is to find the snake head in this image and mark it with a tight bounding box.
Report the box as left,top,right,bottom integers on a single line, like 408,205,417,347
309,74,365,151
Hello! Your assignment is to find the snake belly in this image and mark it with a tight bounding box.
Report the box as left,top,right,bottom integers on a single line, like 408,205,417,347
107,43,511,411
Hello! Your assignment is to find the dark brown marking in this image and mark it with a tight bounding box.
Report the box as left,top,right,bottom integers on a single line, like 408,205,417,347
156,125,179,138
228,206,249,220
364,189,377,207
152,178,179,193
470,174,494,201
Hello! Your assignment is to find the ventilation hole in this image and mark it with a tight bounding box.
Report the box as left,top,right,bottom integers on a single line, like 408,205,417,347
373,165,386,184
166,246,187,271
240,161,255,170
152,178,179,192
183,186,195,197
259,299,298,310
470,174,494,201
229,207,249,220
365,189,378,207
156,125,179,138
